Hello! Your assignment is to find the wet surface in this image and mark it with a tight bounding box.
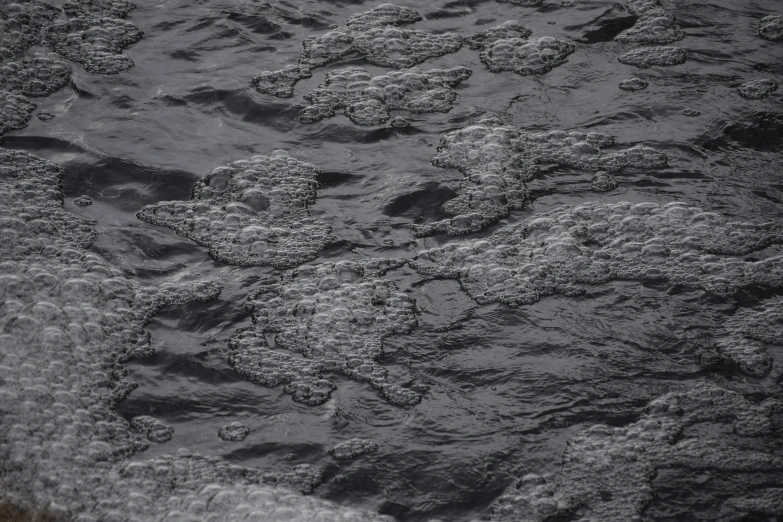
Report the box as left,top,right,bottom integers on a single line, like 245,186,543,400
2,0,783,520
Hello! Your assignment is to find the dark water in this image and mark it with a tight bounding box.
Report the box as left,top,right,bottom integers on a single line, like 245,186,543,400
4,0,783,520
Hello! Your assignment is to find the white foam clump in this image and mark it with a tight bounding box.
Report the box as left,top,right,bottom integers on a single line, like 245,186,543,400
137,151,332,268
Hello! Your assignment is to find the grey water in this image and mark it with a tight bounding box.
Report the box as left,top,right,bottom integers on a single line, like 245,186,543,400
3,0,783,520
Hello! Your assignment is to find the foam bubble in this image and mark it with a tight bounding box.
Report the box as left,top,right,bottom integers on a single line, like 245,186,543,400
591,171,618,192
229,259,422,406
490,382,781,521
759,15,783,41
738,79,779,100
411,124,666,236
299,66,471,126
254,4,462,98
218,422,250,442
0,89,36,136
137,153,332,268
467,25,575,75
131,415,174,443
412,201,783,305
619,77,648,91
0,53,71,97
714,302,783,376
0,150,400,521
618,46,687,67
616,0,685,44
330,438,379,460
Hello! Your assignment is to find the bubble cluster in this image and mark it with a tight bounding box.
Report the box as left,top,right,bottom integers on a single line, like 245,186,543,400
62,0,136,18
0,0,142,76
0,53,71,97
0,89,36,136
758,15,783,41
618,46,687,67
738,78,779,99
330,438,379,460
0,0,60,58
465,21,532,51
412,201,783,306
131,415,174,443
137,151,332,268
299,66,471,126
467,22,575,76
619,77,648,91
228,259,422,407
0,0,140,137
714,302,783,377
43,14,143,74
410,121,667,236
490,382,781,521
253,4,463,98
615,0,685,44
590,171,618,192
0,150,402,521
74,195,93,206
218,422,250,442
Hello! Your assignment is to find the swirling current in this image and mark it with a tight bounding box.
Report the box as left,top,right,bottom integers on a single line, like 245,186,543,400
1,0,782,521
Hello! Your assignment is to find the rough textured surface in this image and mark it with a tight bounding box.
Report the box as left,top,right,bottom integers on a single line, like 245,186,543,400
618,46,687,67
253,4,463,98
330,438,379,460
616,0,685,44
467,23,575,76
759,15,783,41
299,66,471,125
229,259,423,407
411,201,783,306
411,120,666,236
715,302,783,377
0,149,398,521
490,382,781,522
137,151,332,268
619,77,648,91
738,78,779,99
